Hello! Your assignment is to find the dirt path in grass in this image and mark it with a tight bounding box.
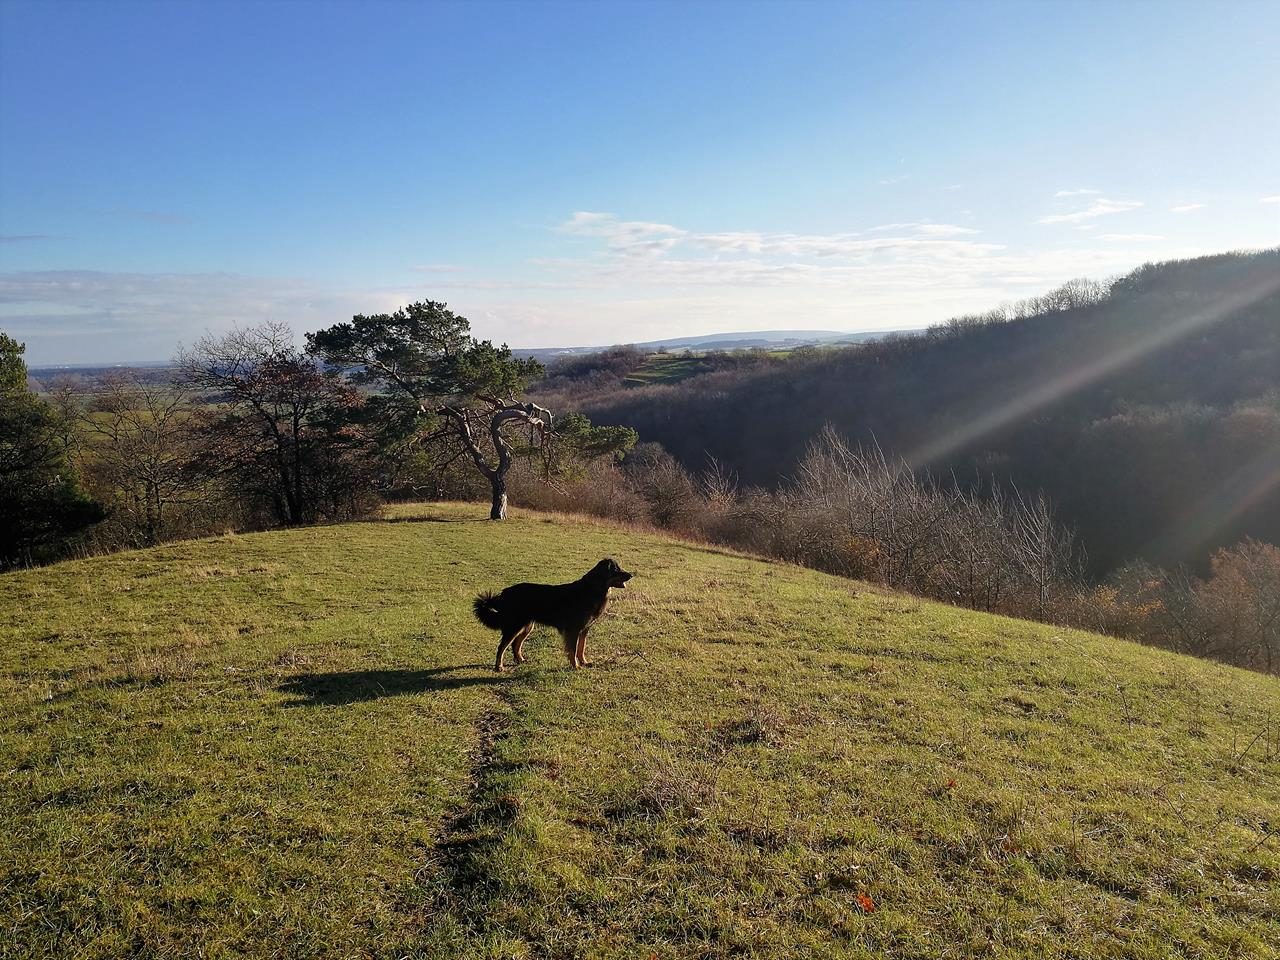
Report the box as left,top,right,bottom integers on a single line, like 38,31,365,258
423,682,531,932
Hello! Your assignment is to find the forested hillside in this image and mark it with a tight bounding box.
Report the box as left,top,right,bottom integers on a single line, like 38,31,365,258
568,250,1280,575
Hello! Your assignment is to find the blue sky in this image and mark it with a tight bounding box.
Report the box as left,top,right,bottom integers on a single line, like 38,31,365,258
1,0,1277,365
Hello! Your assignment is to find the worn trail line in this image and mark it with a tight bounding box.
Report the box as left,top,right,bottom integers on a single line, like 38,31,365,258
427,683,530,925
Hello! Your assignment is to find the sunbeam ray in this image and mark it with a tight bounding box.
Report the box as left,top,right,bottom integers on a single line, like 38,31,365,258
1146,438,1280,564
905,269,1280,468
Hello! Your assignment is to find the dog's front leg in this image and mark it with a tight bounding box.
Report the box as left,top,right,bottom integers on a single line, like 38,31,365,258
560,629,581,669
576,628,594,668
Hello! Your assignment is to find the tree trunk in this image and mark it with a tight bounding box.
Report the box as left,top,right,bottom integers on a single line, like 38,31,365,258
489,472,508,520
291,414,306,525
144,483,158,546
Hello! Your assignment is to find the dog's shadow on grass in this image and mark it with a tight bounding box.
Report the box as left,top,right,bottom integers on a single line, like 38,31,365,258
278,665,504,706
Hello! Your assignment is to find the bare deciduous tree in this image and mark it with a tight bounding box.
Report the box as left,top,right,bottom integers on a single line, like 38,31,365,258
794,427,962,589
177,323,372,526
1008,489,1083,620
938,484,1014,612
80,372,205,545
1199,540,1280,672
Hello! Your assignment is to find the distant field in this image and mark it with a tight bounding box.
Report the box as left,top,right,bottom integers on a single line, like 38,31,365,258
620,350,798,386
622,355,711,386
2,503,1278,958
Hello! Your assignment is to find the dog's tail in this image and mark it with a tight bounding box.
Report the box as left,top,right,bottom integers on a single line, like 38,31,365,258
472,592,505,630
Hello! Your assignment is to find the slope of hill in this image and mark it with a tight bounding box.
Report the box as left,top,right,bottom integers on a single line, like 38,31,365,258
3,505,1278,958
572,250,1280,575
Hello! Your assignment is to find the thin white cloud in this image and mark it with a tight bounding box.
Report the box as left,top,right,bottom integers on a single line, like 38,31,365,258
1260,195,1280,205
1100,233,1165,242
411,263,467,273
1054,188,1102,197
867,222,976,236
1037,198,1143,225
560,211,687,258
916,224,979,237
560,214,989,262
1170,203,1206,213
427,277,584,291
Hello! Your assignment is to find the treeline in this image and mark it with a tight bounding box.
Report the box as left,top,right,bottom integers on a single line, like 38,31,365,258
0,334,105,567
564,250,1280,577
1100,542,1280,674
6,326,392,564
2,303,633,566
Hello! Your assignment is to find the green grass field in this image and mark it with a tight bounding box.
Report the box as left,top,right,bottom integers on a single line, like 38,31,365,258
622,355,710,387
3,503,1278,958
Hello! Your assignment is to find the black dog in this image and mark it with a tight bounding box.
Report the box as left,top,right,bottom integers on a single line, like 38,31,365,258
473,559,633,672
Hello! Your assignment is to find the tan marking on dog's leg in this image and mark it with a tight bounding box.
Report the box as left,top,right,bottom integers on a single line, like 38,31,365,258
512,623,533,664
576,628,594,667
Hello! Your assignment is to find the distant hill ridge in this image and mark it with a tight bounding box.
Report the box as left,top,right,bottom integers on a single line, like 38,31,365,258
511,327,912,363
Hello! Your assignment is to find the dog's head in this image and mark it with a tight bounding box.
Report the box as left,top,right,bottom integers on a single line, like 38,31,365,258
592,557,633,589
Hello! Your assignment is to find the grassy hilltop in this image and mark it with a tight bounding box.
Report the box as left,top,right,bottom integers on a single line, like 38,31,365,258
2,504,1278,959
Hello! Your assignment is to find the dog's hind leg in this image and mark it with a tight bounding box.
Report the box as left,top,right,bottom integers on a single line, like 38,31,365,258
511,623,533,664
495,626,523,673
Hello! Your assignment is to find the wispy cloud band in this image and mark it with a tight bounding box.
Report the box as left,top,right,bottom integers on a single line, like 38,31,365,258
1037,198,1143,225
